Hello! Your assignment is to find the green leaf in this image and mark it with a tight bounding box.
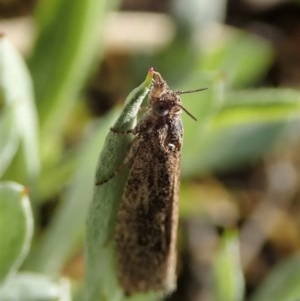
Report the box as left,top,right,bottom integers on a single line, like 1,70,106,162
182,88,300,177
213,230,245,301
0,104,19,177
199,28,273,87
0,35,39,180
173,0,226,28
24,110,120,273
0,272,70,301
77,69,153,301
0,182,33,283
29,0,120,159
250,256,300,301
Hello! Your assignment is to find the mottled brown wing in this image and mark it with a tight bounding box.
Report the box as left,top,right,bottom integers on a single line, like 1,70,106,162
114,130,181,296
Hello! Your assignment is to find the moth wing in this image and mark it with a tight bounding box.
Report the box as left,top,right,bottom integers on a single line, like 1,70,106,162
114,134,180,295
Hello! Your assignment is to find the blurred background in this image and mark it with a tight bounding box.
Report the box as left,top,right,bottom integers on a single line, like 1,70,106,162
1,0,300,300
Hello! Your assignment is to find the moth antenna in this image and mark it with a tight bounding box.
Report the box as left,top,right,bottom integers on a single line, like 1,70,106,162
176,87,208,95
177,104,197,121
176,87,207,121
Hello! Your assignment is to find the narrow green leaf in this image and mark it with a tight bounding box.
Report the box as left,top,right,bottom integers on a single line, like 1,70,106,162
199,28,273,87
0,272,70,301
0,182,33,283
213,230,245,301
77,69,153,301
173,0,226,28
24,110,120,273
250,256,300,301
182,88,300,177
29,0,120,158
0,35,39,179
221,89,300,110
0,104,19,177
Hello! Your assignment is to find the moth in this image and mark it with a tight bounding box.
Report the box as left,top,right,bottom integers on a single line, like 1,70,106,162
97,70,206,296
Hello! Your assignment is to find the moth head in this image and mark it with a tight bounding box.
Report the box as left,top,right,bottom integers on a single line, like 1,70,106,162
151,89,180,116
152,99,171,117
150,70,207,121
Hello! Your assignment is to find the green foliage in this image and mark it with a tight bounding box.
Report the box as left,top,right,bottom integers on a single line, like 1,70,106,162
0,183,69,300
0,35,39,181
0,182,33,282
0,272,70,301
182,88,300,177
250,256,300,301
25,111,120,274
213,230,245,301
30,0,120,161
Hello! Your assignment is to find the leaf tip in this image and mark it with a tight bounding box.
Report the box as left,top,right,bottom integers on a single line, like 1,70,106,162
146,67,154,84
20,186,30,196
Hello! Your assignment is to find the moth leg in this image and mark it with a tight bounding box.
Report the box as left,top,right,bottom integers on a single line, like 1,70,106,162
95,137,140,186
95,158,129,185
110,127,134,135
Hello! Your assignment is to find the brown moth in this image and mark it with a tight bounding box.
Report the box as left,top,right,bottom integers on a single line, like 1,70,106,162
97,70,206,296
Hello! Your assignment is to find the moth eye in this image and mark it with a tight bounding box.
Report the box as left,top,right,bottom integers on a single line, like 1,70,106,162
153,101,169,116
